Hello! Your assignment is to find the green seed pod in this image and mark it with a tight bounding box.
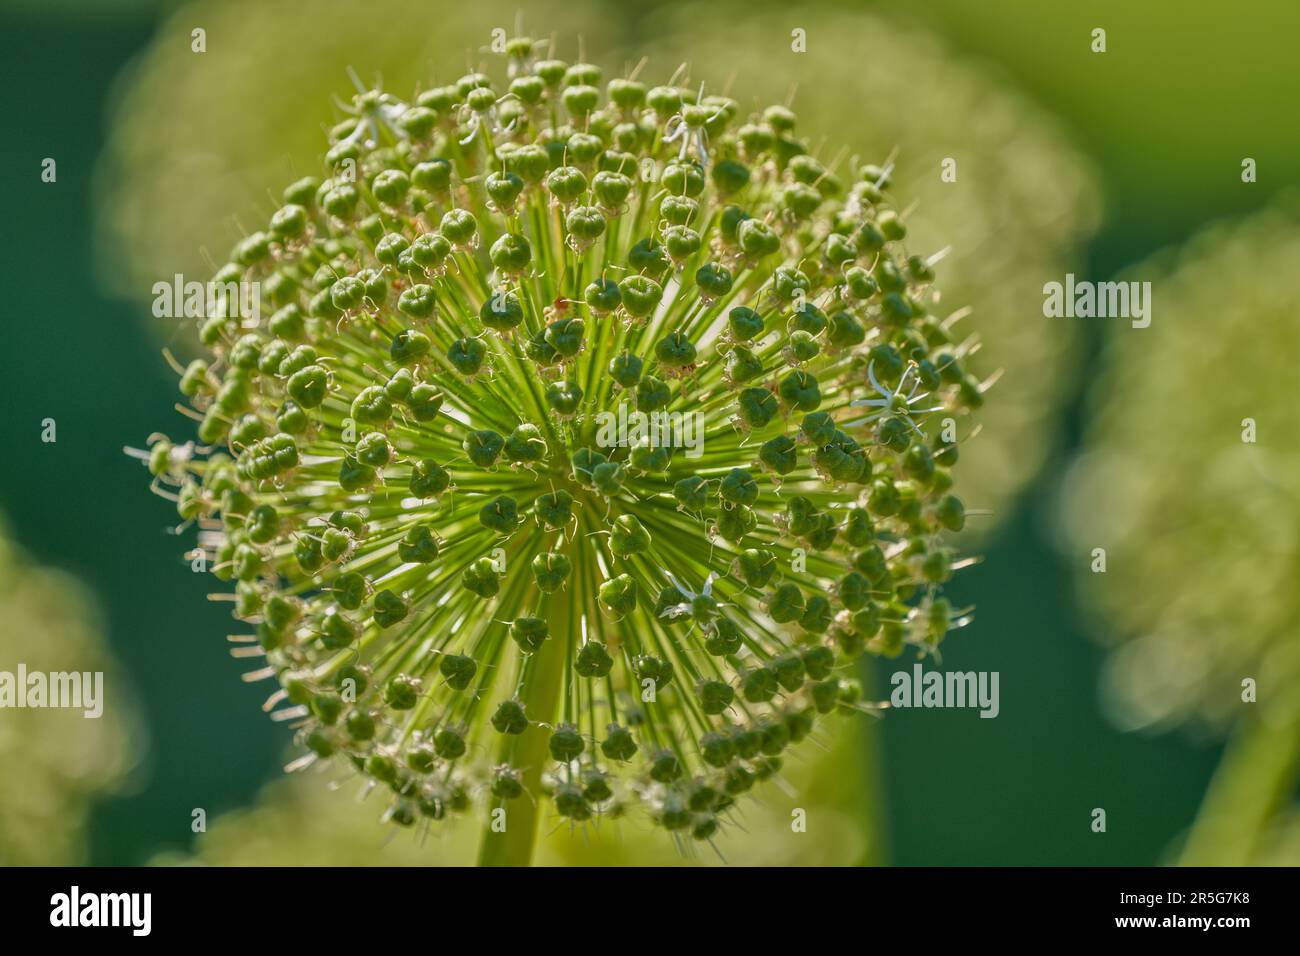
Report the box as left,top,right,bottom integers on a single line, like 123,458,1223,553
609,514,651,557
492,700,529,735
618,274,663,319
434,726,467,759
719,467,759,507
601,723,638,761
447,337,488,377
673,475,709,511
439,653,478,690
766,583,806,624
725,345,764,384
544,317,585,357
479,495,521,534
634,375,670,413
698,679,735,715
735,386,778,430
344,709,376,742
608,350,642,388
381,674,420,711
800,595,834,633
485,171,524,211
406,384,445,423
648,749,682,783
741,666,780,703
576,642,614,679
533,490,574,530
373,590,408,628
337,456,376,493
715,505,757,543
552,783,591,821
733,548,778,589
544,380,583,417
549,722,585,762
462,557,502,598
509,617,549,654
598,574,638,618
504,424,547,464
727,306,765,342
488,234,532,277
390,329,431,364
531,551,572,593
408,459,450,499
591,461,625,496
778,370,821,412
585,276,622,314
287,365,329,408
492,765,525,800
737,219,781,259
935,493,966,532
398,283,437,319
635,655,674,690
759,435,798,475
655,331,697,369
463,429,504,469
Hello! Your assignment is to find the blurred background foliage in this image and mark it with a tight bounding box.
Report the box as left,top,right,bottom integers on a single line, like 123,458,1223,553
0,516,141,865
1060,204,1300,864
1,0,1296,864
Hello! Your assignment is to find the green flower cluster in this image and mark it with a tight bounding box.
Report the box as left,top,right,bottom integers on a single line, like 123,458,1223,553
136,38,984,847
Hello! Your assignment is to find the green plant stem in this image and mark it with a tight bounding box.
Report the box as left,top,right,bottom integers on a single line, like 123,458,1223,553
477,591,570,867
1179,705,1300,865
856,657,888,865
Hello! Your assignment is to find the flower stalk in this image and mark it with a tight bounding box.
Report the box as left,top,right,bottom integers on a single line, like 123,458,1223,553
479,590,571,866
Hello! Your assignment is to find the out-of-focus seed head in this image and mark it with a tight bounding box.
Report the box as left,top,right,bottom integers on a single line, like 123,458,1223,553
1062,206,1300,736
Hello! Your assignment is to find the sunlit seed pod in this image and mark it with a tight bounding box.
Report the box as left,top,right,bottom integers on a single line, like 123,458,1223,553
509,617,549,654
531,551,572,592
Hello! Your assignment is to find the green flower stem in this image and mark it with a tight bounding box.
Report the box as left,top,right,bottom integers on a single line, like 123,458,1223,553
478,590,571,867
859,677,888,865
1179,706,1300,865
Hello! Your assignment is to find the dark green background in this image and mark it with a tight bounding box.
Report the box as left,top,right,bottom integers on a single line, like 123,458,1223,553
7,0,1295,865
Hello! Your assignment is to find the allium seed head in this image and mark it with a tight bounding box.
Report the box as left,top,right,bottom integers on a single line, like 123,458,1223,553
135,41,986,844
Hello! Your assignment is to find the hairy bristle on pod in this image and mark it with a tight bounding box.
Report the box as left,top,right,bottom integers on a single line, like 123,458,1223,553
134,38,986,848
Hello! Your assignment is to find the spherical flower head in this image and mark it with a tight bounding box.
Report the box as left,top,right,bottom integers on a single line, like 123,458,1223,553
135,40,986,846
100,3,1097,536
